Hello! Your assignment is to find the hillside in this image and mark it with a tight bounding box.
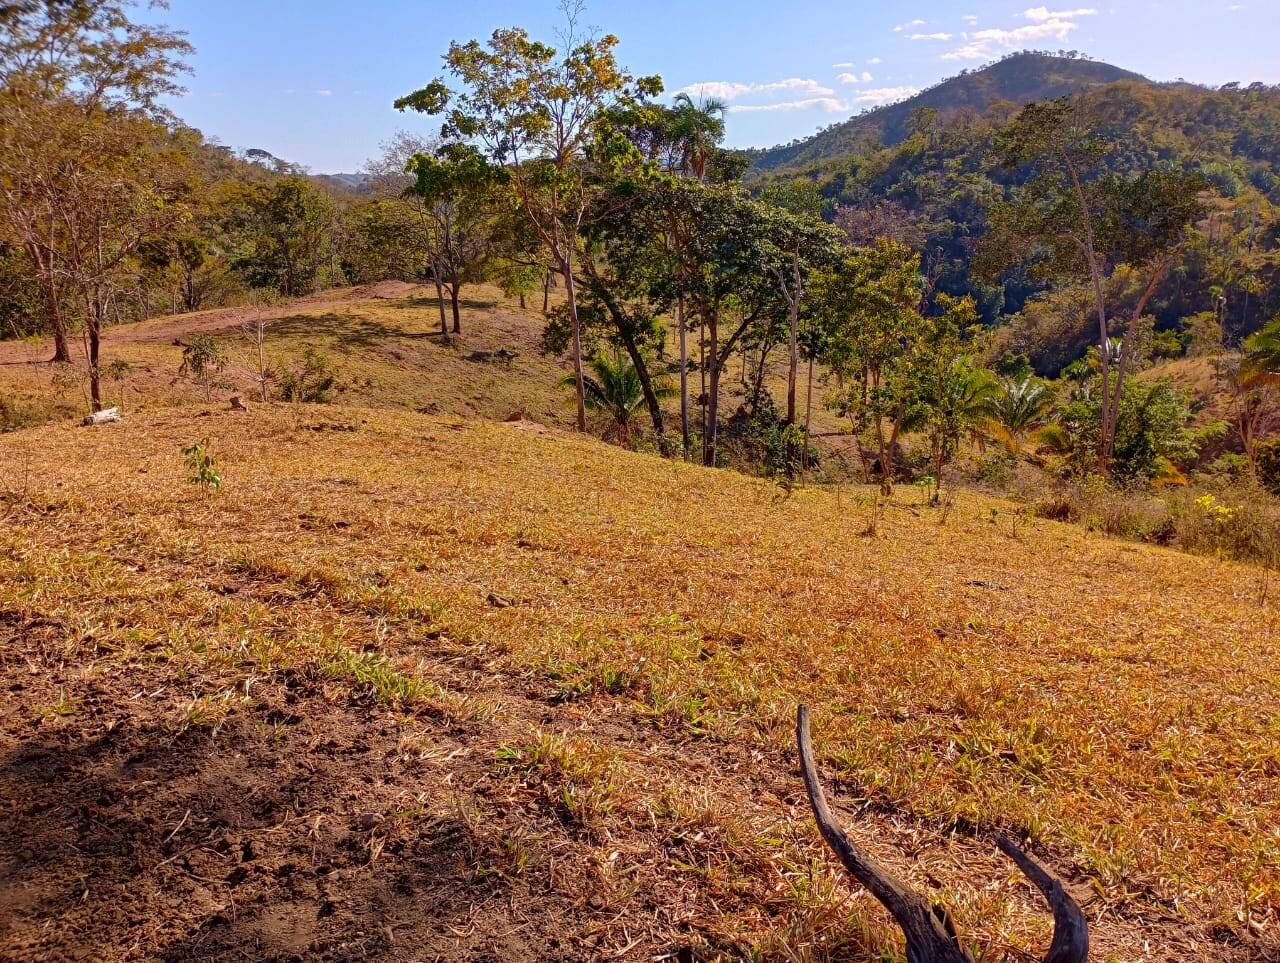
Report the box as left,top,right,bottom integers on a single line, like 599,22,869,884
0,402,1276,961
750,53,1148,173
0,283,578,431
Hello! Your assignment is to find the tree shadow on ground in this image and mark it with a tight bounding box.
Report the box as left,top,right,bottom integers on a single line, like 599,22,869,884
250,312,454,350
0,681,546,961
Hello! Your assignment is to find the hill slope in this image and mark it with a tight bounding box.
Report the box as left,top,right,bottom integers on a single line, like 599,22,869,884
0,404,1276,961
751,52,1147,173
0,282,577,431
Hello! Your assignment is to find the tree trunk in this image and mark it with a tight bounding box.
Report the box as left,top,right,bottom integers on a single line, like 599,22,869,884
432,268,448,340
803,354,815,470
751,340,772,415
678,295,690,461
699,319,707,451
1102,258,1171,461
703,312,719,467
785,256,801,427
934,444,944,504
450,281,461,334
562,256,587,433
542,272,551,314
586,268,666,442
88,300,103,412
29,246,70,363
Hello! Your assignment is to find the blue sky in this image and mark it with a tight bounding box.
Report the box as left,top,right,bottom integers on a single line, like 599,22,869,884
149,1,1280,173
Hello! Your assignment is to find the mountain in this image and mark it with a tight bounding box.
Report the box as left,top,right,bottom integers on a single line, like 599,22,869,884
318,172,371,193
750,52,1148,173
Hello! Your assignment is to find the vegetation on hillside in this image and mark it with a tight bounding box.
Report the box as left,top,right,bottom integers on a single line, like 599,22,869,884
2,5,1280,958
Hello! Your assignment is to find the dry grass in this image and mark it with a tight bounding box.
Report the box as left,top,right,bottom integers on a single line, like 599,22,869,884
0,282,577,427
1,401,1276,961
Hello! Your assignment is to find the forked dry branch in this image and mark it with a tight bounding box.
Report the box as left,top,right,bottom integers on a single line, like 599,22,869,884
796,705,1089,963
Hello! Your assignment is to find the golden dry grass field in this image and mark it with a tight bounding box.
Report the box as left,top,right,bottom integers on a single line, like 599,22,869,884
0,282,578,430
1,393,1277,960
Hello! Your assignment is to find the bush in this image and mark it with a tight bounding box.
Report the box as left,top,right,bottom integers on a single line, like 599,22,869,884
1028,476,1280,568
280,348,336,403
1058,379,1220,482
1258,440,1280,495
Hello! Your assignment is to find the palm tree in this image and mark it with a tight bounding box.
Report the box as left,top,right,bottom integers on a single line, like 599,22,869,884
563,347,674,444
1242,315,1280,387
667,93,727,183
987,375,1056,453
922,359,1000,502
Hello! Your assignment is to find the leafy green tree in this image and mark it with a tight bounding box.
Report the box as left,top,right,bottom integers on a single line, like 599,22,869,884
816,241,926,491
1059,379,1213,482
981,99,1206,473
404,142,506,336
227,176,334,297
396,20,661,432
563,346,672,444
988,375,1055,453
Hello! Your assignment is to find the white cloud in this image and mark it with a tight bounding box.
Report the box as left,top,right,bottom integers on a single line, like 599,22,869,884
854,85,920,106
833,61,855,68
963,14,979,24
836,71,875,84
911,32,954,40
892,18,927,32
942,6,1096,60
314,89,333,97
730,97,850,113
1023,6,1097,20
867,57,882,64
677,77,833,101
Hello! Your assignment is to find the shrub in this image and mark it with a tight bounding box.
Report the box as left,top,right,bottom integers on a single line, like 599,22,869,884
1258,440,1280,496
178,335,228,400
280,348,336,402
181,439,221,493
1028,477,1280,568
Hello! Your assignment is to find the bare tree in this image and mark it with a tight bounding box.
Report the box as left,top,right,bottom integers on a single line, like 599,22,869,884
240,290,281,402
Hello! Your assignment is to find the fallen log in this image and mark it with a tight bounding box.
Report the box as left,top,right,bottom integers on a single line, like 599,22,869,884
796,705,1088,963
82,407,121,426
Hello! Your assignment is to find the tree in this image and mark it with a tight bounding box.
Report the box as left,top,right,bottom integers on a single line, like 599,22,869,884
988,375,1055,453
179,334,227,402
404,142,504,336
910,294,991,502
1243,315,1280,387
666,92,726,183
226,176,334,297
396,15,662,431
817,241,926,492
981,99,1206,473
757,203,842,442
563,346,672,444
918,358,999,502
1215,356,1280,474
0,0,191,363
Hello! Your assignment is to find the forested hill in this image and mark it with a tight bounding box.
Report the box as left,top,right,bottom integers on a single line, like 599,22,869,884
750,52,1147,173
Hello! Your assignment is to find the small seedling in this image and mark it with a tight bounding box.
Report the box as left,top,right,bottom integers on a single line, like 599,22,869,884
182,438,222,492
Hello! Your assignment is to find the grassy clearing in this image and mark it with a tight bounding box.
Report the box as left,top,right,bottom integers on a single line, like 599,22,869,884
0,282,577,426
0,403,1276,960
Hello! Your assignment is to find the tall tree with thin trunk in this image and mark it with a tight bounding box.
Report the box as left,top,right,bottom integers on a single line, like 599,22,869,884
396,11,661,432
982,99,1205,474
0,0,191,363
